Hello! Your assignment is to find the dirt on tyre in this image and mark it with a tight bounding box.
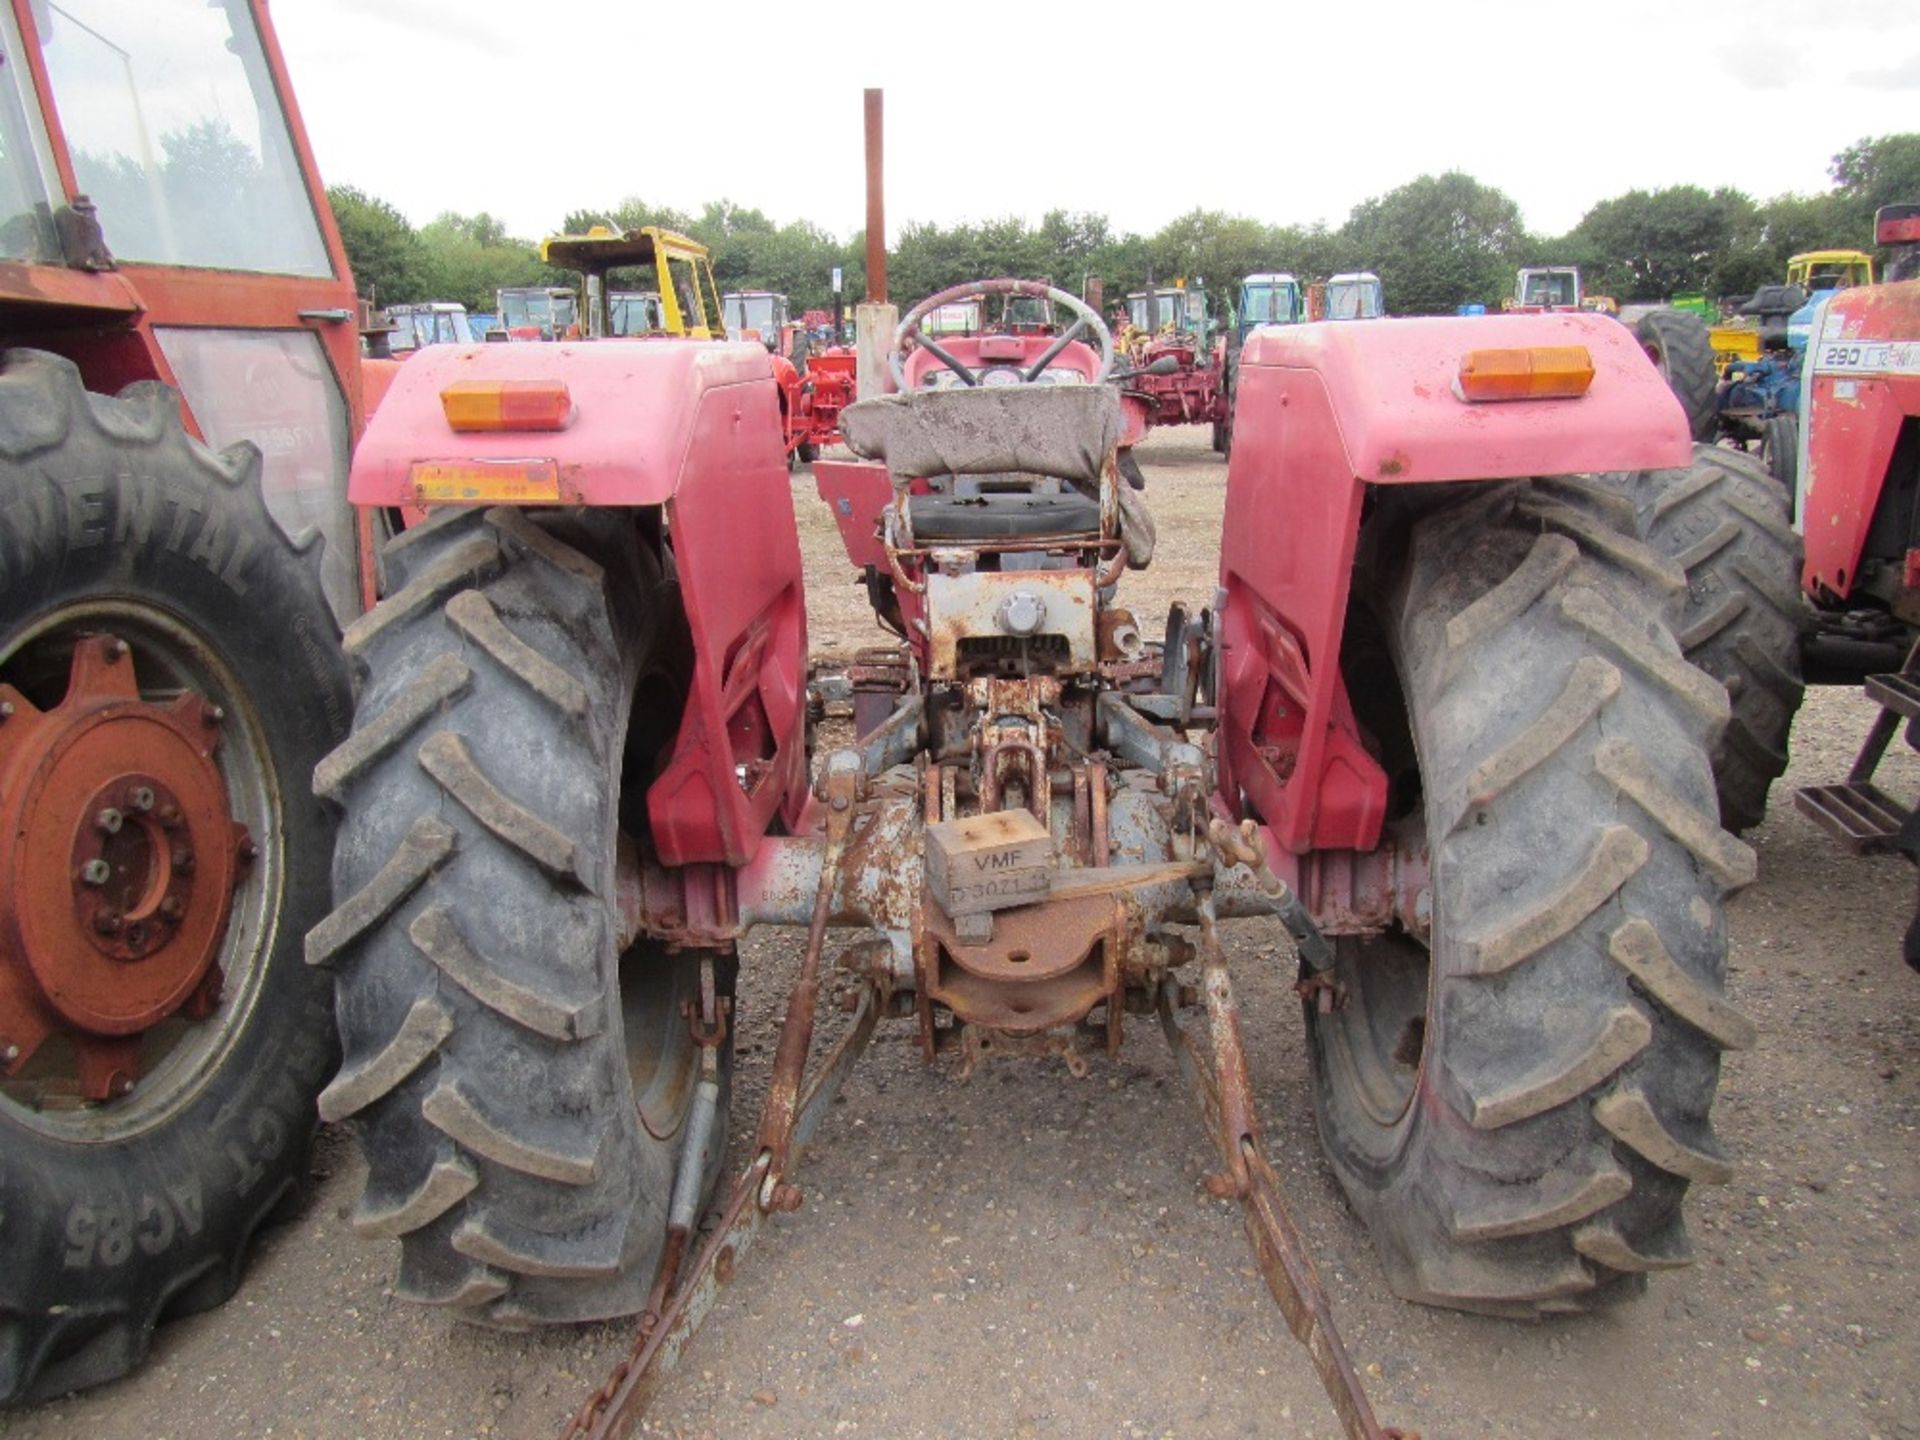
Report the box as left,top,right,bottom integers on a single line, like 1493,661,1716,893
311,505,730,1326
1575,444,1810,833
1633,309,1719,444
1310,480,1758,1317
0,351,349,1404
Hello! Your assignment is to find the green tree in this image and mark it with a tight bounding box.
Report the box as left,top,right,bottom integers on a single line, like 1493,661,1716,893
327,185,426,304
1831,134,1920,222
1568,185,1755,301
1340,172,1528,313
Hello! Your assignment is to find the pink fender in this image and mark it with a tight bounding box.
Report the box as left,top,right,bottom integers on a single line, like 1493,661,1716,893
346,339,809,868
1218,313,1692,856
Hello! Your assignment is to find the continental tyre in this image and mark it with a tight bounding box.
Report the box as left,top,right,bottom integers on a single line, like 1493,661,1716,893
311,505,730,1326
1309,481,1757,1317
1633,309,1719,443
1576,445,1809,833
0,351,349,1404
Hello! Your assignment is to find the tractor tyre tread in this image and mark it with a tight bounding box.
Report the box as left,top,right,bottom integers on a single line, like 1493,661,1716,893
1581,444,1810,832
315,505,722,1327
0,350,348,1406
1309,480,1755,1318
1634,309,1719,443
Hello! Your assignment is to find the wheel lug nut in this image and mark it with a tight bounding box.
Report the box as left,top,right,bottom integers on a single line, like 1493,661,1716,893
1,1041,19,1064
172,850,194,874
94,909,121,934
130,787,155,812
157,804,181,829
202,704,225,727
104,638,127,662
95,807,123,834
0,701,13,719
124,922,145,946
159,896,183,919
81,858,111,885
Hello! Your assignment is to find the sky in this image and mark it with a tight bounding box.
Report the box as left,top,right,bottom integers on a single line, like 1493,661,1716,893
270,0,1920,244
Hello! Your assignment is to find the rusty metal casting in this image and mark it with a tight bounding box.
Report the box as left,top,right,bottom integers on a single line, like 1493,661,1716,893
0,633,249,1100
1157,902,1414,1440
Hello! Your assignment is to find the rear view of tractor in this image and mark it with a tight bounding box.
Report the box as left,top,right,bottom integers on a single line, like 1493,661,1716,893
1212,271,1304,454
0,0,365,1405
1116,284,1223,433
1785,206,1920,961
318,249,1758,1436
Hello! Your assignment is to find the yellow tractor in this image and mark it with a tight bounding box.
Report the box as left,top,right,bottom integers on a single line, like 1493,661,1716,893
1710,248,1876,370
537,225,726,339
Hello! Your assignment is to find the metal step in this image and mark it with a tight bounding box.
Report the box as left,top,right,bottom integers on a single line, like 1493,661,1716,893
1864,671,1920,719
1795,782,1912,853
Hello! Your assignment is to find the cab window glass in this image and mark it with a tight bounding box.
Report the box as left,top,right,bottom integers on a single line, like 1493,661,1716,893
41,0,331,275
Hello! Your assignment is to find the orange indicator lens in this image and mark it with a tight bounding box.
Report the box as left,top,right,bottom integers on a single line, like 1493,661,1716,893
441,379,575,432
1457,346,1595,401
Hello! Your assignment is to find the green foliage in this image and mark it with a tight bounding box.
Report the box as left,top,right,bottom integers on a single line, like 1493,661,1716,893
325,131,1920,323
326,185,425,304
1340,172,1526,312
1567,186,1755,301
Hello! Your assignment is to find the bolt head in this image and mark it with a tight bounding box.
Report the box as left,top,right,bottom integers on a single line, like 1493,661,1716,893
130,787,155,812
104,638,128,662
2,1044,19,1063
124,922,145,946
81,858,111,886
95,807,123,834
157,804,181,829
159,895,183,919
172,849,194,873
0,701,13,719
202,704,225,726
94,909,122,934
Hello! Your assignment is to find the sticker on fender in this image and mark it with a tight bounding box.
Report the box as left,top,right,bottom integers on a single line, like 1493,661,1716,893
410,459,562,503
1812,340,1920,377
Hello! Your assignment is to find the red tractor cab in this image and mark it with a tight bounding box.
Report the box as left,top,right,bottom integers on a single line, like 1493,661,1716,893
0,0,367,1405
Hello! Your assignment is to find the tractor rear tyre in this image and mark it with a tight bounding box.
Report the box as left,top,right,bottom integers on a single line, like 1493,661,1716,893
1577,444,1809,833
0,351,349,1404
1761,412,1798,493
1308,481,1757,1317
1633,309,1719,444
312,505,731,1327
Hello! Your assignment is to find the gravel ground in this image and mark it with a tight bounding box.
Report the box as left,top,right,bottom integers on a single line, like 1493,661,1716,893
7,427,1917,1440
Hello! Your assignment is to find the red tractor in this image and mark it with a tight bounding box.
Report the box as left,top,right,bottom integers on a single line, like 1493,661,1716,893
1116,283,1226,433
0,0,368,1405
322,272,1755,1436
1783,206,1920,958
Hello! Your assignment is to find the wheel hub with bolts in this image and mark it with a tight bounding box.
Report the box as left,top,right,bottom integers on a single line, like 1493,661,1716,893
0,633,250,1100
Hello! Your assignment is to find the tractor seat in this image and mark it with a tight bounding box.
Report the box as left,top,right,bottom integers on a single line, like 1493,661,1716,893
908,490,1102,541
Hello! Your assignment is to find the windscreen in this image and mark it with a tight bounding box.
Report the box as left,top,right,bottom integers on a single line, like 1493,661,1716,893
1326,281,1383,320
39,0,331,275
1241,284,1298,324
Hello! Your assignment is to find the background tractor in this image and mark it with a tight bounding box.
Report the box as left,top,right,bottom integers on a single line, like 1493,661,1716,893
496,285,580,341
1211,271,1305,454
1506,265,1720,443
321,265,1756,1436
0,0,368,1405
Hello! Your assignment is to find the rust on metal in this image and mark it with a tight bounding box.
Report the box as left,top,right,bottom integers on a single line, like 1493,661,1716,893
1158,902,1415,1440
863,89,886,304
0,635,246,1099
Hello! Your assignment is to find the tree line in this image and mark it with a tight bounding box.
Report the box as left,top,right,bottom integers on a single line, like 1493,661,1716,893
330,132,1919,320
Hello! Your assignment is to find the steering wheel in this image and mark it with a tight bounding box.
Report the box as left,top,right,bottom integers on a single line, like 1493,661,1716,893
889,278,1114,391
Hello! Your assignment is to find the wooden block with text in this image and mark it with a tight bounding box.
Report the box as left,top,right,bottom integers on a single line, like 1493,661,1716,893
926,809,1053,917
